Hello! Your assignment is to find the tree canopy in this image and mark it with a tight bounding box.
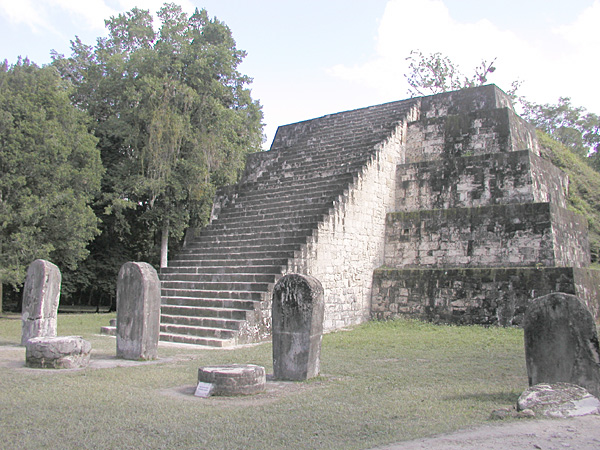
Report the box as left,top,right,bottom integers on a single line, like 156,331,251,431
521,97,600,162
50,3,263,306
0,59,102,290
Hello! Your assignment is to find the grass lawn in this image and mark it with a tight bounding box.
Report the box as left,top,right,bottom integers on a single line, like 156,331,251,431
0,314,527,450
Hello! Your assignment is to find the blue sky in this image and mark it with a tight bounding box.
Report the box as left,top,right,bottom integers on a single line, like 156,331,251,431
1,0,599,148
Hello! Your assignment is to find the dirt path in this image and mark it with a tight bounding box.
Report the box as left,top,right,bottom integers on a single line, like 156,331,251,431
371,415,600,450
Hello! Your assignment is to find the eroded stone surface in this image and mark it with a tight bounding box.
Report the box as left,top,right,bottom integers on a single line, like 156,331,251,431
517,383,600,418
197,364,266,396
21,259,61,345
523,292,600,398
25,336,91,369
272,274,324,381
116,262,161,360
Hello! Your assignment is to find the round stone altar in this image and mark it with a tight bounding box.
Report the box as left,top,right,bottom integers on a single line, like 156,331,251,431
25,336,92,369
197,364,266,396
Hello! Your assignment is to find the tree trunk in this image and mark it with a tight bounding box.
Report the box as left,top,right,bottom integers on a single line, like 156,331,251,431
0,283,3,314
160,220,169,268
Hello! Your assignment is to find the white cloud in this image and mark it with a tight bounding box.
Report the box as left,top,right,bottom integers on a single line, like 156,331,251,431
556,0,600,47
329,0,535,97
0,0,55,33
328,0,600,112
0,0,197,36
115,0,197,16
53,0,117,30
549,0,600,108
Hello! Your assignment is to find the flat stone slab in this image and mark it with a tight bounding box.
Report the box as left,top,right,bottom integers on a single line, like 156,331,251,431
100,325,116,336
25,336,92,369
518,383,600,418
197,364,266,396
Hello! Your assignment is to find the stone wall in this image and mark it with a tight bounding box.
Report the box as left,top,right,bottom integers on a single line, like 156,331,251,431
285,121,409,331
405,107,538,164
529,151,569,208
395,150,568,212
383,203,590,269
550,204,592,267
419,84,515,119
371,267,600,326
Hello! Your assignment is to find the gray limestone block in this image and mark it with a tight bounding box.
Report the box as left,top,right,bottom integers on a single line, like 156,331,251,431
21,259,61,345
116,262,161,360
517,383,600,418
25,336,92,369
272,273,324,381
523,292,600,398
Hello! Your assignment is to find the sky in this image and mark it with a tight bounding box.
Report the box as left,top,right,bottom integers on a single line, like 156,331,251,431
1,0,599,148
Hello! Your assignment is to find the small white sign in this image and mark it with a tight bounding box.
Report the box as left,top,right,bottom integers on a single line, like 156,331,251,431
194,382,214,398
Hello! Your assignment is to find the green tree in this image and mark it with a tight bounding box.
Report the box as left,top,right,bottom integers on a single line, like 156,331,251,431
521,97,600,161
0,59,103,309
52,3,263,305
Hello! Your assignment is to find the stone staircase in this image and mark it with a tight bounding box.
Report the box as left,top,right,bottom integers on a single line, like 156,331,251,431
159,99,418,346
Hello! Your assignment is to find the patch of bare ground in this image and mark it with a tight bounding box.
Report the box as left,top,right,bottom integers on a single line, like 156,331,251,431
371,415,600,450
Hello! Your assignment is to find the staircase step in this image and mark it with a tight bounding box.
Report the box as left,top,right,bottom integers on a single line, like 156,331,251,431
208,214,325,231
160,323,237,340
161,314,243,330
161,288,264,301
194,230,313,244
232,181,350,204
181,241,299,253
161,304,252,319
166,257,290,268
160,273,278,283
215,204,329,222
237,172,356,194
227,192,339,210
162,281,270,292
161,265,284,275
160,332,235,348
171,250,295,261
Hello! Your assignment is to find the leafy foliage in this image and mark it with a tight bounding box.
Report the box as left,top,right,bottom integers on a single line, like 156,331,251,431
521,97,600,163
51,3,263,306
0,59,102,288
405,50,521,99
405,50,519,97
537,131,600,262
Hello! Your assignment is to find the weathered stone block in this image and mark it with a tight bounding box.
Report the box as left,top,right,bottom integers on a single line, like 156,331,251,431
523,293,600,398
25,336,91,369
371,267,600,326
21,259,61,345
384,203,590,269
272,274,324,380
197,364,266,396
406,103,537,163
116,262,161,360
395,150,568,212
517,383,600,418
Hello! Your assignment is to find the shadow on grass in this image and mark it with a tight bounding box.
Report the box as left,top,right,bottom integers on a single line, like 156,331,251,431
444,391,520,404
